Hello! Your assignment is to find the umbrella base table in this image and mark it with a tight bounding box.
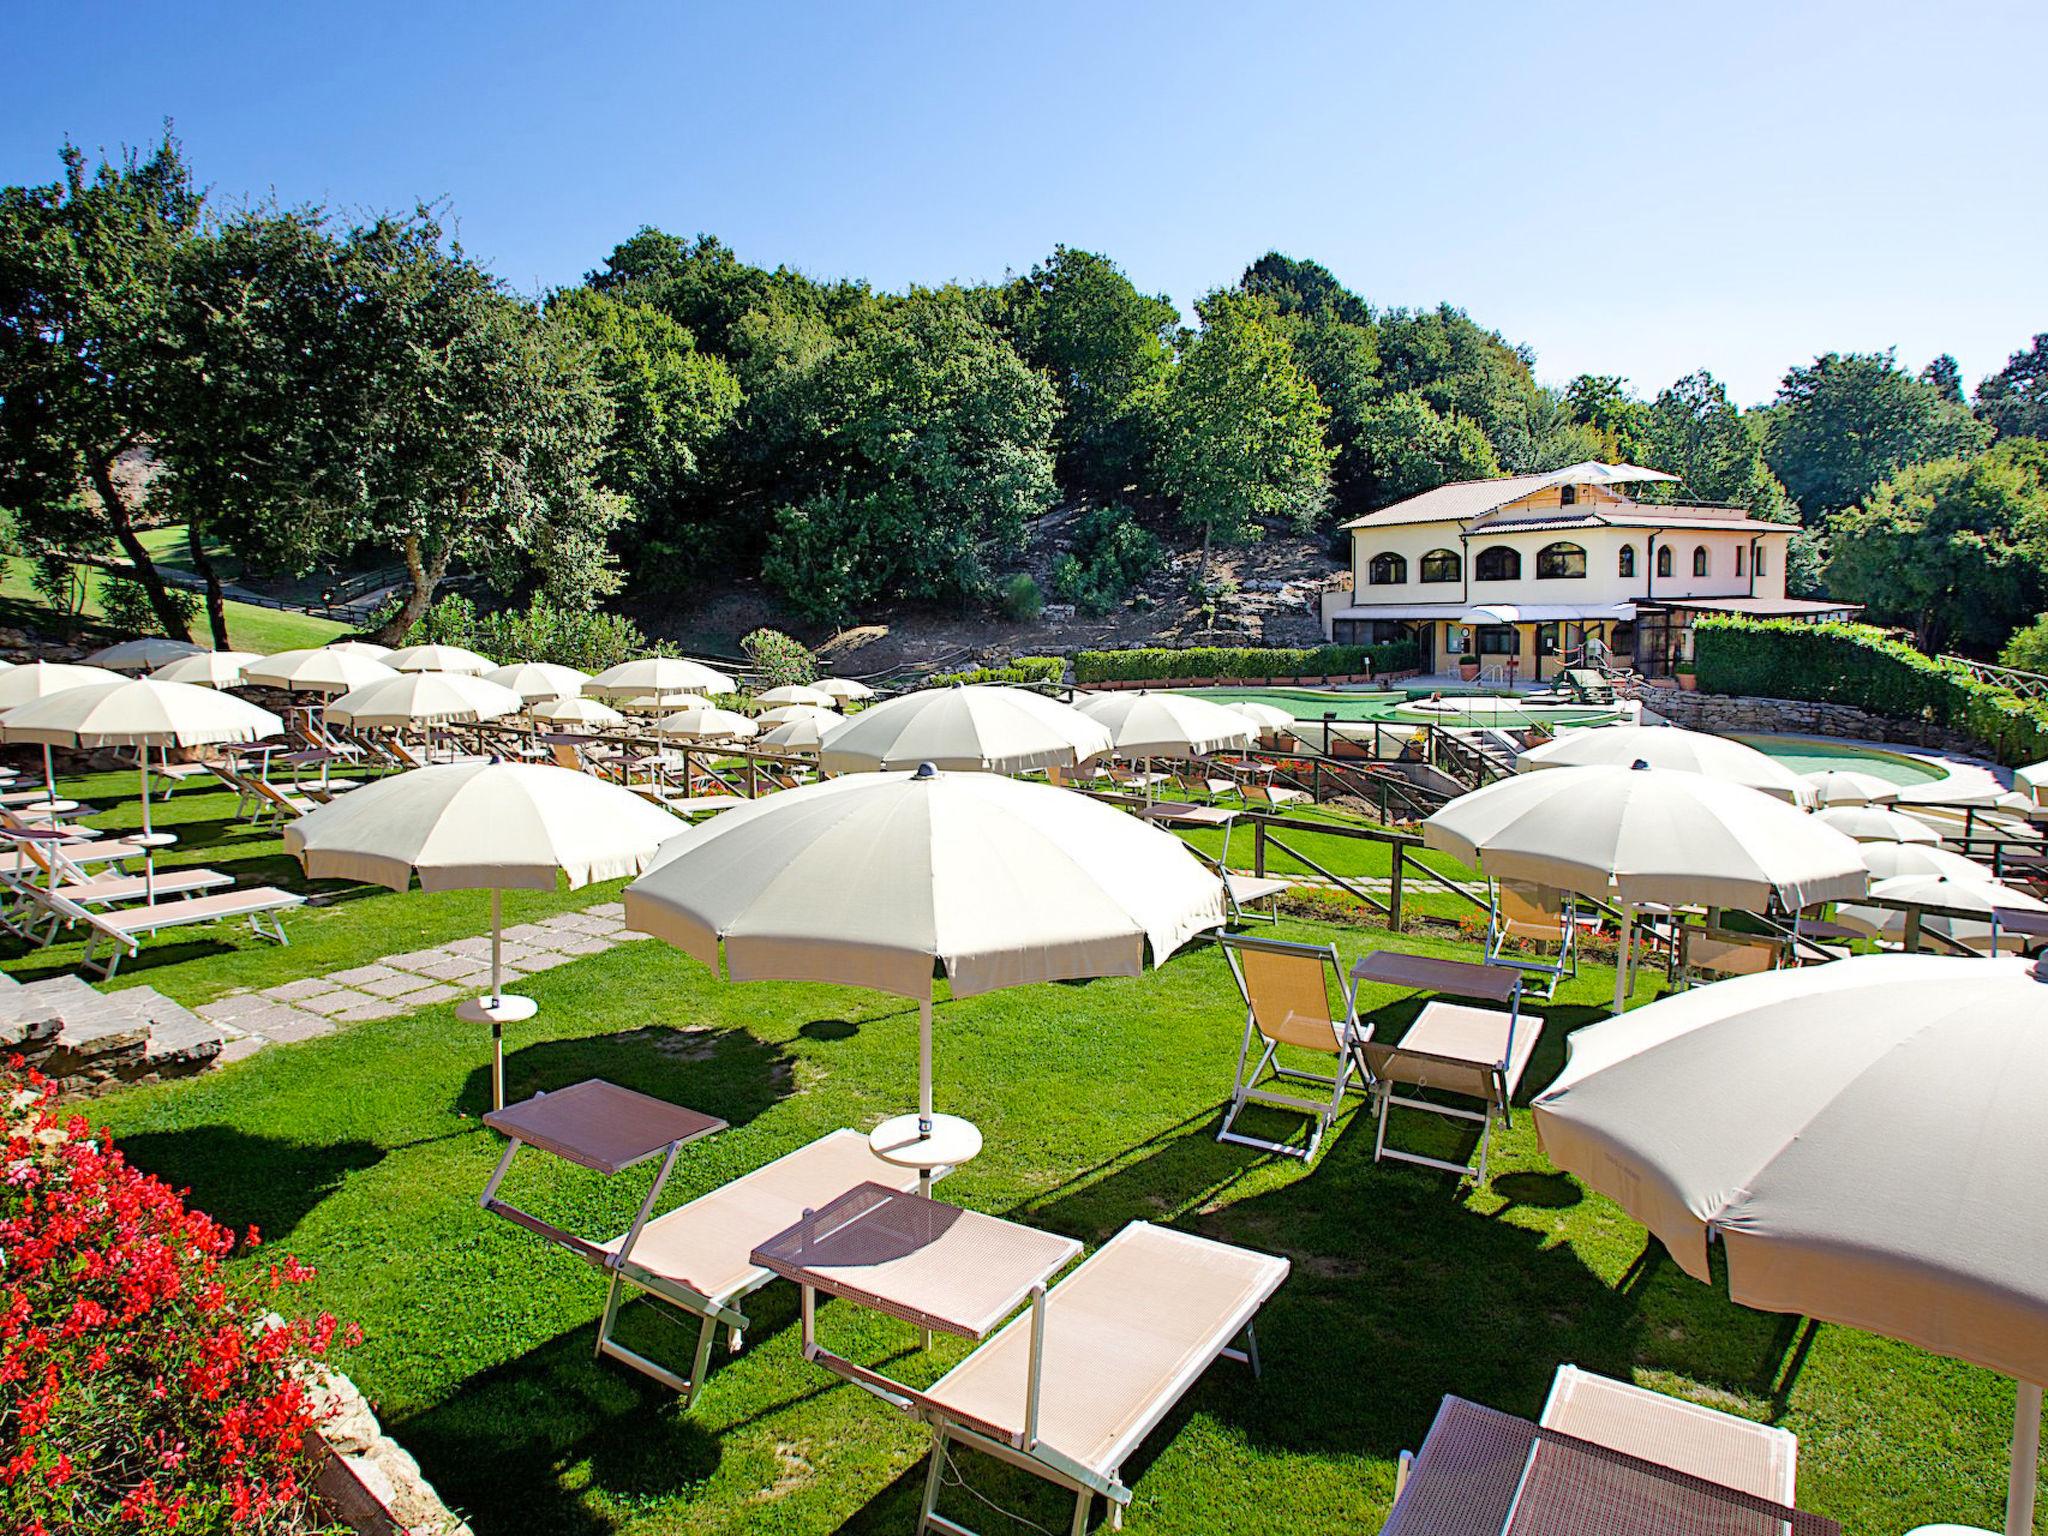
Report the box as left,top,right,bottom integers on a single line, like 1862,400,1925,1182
870,1112,982,1198
456,993,539,1025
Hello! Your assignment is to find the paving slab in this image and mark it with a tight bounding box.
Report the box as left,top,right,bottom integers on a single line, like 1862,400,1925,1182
243,1013,336,1044
331,1000,407,1022
539,912,614,935
402,955,489,982
586,902,625,918
294,990,375,1017
358,973,431,999
442,936,495,959
264,977,337,1002
543,934,608,956
215,1036,270,1064
503,948,571,973
499,923,556,944
392,983,460,1007
327,963,403,987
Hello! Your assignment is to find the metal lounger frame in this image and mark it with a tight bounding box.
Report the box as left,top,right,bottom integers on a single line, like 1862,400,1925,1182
1215,933,1368,1161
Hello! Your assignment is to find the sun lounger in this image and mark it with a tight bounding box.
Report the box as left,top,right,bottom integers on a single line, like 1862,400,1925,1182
1350,950,1543,1185
1484,880,1592,1000
1240,782,1309,810
26,883,303,978
480,1112,926,1407
1216,934,1367,1160
244,774,321,826
1561,668,1617,704
1540,1363,1797,1503
914,1222,1289,1536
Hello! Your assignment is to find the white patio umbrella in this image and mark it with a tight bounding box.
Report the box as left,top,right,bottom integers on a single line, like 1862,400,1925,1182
1074,689,1256,760
383,643,495,676
1801,768,1903,807
1814,804,1941,845
586,657,738,699
326,672,523,728
759,713,838,753
0,679,282,897
813,677,876,704
753,684,836,709
625,766,1226,1168
1424,762,1868,1011
756,702,839,728
484,662,590,704
820,684,1112,775
1227,700,1296,734
2014,760,2048,807
650,707,757,742
1516,725,1813,805
150,650,262,688
244,648,397,695
285,763,687,1109
0,663,121,806
1857,840,1996,883
1533,954,2048,1535
323,640,392,661
530,696,626,730
1834,873,2048,955
85,636,206,672
624,692,713,714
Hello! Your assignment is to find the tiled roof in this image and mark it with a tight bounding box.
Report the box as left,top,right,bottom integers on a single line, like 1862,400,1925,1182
1337,462,1679,529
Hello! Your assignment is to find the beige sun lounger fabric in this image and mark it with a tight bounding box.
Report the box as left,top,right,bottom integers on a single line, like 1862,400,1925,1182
919,1223,1289,1532
1360,998,1545,1184
1540,1364,1796,1503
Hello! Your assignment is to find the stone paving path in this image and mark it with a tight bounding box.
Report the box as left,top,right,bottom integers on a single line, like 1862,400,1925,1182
195,903,646,1063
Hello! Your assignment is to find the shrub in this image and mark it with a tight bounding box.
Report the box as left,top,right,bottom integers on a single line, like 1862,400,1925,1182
1072,641,1418,685
927,656,1065,688
1049,506,1162,615
1000,574,1044,622
402,594,653,672
28,556,89,620
97,574,198,640
0,1060,357,1534
2000,614,2048,675
741,628,818,689
1695,616,2048,766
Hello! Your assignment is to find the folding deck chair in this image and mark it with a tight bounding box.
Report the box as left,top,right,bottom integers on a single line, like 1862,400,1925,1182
3,837,234,942
1215,934,1367,1160
478,1093,929,1408
1540,1363,1797,1504
29,883,304,978
1350,950,1545,1185
1483,880,1590,1000
1239,781,1310,811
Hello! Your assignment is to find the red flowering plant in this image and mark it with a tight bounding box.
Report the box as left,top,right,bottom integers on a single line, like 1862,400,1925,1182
1,1060,360,1535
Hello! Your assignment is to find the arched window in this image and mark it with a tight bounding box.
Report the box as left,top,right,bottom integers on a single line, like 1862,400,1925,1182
1368,552,1407,586
1419,548,1461,584
1693,546,1710,577
1618,544,1636,578
1560,484,1578,506
1655,546,1673,578
1474,545,1521,582
1536,541,1587,579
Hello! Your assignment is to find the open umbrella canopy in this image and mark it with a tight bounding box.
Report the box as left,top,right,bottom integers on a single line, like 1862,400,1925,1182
1516,724,1813,805
84,637,206,672
0,678,281,747
754,684,836,709
0,662,119,708
484,662,590,703
149,650,262,688
2017,760,2048,806
382,643,495,675
813,677,875,703
1815,804,1941,845
326,671,523,728
650,707,757,741
1424,762,1869,911
323,640,392,660
1857,840,1995,883
285,761,685,892
759,714,836,752
756,702,839,728
1226,700,1296,732
625,765,1225,1000
1073,690,1256,759
244,649,397,694
1801,768,1904,807
530,696,626,729
1835,874,2048,953
819,684,1112,774
586,657,737,699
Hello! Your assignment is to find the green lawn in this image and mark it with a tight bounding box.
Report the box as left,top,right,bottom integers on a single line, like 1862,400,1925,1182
1,545,349,655
6,774,2034,1535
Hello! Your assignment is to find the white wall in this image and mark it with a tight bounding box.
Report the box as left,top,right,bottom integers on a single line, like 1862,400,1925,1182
1347,523,1788,609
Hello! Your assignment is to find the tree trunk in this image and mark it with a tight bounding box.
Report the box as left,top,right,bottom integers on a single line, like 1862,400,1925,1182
185,522,231,649
88,458,193,640
1198,520,1213,581
372,532,451,644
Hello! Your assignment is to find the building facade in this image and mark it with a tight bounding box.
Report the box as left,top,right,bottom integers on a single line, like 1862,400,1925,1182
1320,462,1855,680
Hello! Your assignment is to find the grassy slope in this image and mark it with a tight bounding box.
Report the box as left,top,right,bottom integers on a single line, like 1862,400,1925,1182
6,775,2031,1535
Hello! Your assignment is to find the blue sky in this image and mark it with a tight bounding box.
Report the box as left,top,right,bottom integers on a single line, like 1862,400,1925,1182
6,1,2043,405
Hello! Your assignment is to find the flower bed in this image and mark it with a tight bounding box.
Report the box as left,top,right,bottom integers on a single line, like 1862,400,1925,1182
1,1060,359,1535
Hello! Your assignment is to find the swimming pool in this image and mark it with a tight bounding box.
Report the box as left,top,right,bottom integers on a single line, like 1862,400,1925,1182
1729,734,1949,787
1170,685,1622,731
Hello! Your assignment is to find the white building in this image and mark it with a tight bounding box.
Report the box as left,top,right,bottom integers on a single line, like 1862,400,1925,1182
1320,462,1856,681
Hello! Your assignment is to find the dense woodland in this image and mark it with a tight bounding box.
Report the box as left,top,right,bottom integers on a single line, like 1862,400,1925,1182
4,134,2048,658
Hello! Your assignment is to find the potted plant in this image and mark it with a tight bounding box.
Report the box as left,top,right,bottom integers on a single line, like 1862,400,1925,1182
1458,653,1481,682
1675,661,1698,691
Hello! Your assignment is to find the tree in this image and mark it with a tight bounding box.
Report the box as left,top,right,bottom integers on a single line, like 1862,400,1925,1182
1240,252,1373,328
760,288,1058,623
1144,289,1332,573
1350,390,1499,510
995,246,1176,500
1764,350,1990,519
1921,353,1964,403
0,134,201,638
1823,439,2048,653
1977,335,2048,442
1560,375,1652,464
1376,303,1545,470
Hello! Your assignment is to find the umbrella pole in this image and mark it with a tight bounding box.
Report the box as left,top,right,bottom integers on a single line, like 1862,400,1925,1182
41,744,55,807
138,746,155,903
2009,1379,2042,1536
918,995,933,1138
1612,904,1634,1014
490,889,504,1112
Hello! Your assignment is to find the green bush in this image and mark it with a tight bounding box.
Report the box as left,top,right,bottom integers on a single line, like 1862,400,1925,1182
1999,614,2048,674
405,593,654,671
928,655,1065,688
1001,573,1044,621
1694,615,2048,766
1072,641,1418,684
1049,505,1163,615
97,572,198,639
742,627,819,688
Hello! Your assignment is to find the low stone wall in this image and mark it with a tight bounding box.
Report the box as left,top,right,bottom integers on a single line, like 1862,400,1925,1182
1645,687,1978,755
1083,668,1423,691
308,1368,471,1536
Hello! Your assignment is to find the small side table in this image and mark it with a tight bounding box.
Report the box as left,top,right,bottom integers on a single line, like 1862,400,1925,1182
869,1112,982,1198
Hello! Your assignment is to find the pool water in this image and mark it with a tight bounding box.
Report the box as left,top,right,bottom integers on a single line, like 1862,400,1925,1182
1729,734,1947,787
1171,685,1620,731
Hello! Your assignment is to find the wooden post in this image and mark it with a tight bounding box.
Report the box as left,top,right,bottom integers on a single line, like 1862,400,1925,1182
1254,818,1268,880
1902,905,1923,954
747,752,760,799
1389,848,1406,932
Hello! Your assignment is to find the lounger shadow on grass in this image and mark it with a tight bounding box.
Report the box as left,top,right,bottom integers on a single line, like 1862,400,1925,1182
458,1025,798,1129
114,1126,384,1243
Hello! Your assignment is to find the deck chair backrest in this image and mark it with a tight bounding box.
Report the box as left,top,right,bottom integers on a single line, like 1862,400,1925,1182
1498,881,1567,940
21,882,129,950
1687,930,1782,977
1224,936,1347,1054
1357,1039,1502,1104
550,742,591,774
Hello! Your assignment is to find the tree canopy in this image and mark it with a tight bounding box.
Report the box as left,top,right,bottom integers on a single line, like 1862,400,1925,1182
1764,350,1990,519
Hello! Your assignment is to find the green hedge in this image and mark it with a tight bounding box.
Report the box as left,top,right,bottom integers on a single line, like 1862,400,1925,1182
926,655,1066,688
1072,641,1418,685
1695,616,2048,766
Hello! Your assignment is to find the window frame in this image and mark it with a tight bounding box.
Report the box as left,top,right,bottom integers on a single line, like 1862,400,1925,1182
1535,541,1587,580
1655,545,1673,578
1473,545,1521,583
1419,548,1461,584
1693,545,1710,577
1367,551,1408,586
1618,544,1636,578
